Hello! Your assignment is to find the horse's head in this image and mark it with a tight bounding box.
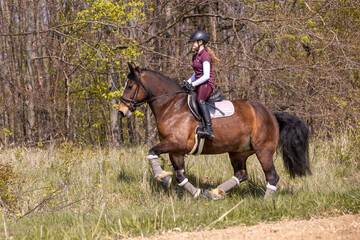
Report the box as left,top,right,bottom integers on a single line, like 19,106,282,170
118,62,149,117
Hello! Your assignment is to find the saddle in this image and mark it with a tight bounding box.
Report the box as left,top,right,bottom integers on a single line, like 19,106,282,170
187,89,235,155
187,89,234,121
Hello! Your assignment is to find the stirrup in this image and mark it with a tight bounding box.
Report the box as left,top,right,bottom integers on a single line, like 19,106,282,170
206,132,215,140
197,128,215,140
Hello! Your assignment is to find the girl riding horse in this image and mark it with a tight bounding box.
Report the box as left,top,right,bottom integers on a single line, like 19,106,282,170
118,61,311,200
184,30,219,140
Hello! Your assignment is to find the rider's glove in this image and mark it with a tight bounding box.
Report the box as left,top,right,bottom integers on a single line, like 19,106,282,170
182,81,193,92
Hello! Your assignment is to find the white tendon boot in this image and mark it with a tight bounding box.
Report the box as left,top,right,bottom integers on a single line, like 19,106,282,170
204,176,240,200
264,183,277,199
147,156,173,188
178,178,201,198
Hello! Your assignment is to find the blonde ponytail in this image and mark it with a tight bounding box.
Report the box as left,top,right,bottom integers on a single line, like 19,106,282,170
205,46,219,65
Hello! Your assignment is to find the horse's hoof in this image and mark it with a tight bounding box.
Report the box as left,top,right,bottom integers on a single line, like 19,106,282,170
155,172,173,188
202,188,226,200
160,175,172,188
264,188,276,199
202,189,212,199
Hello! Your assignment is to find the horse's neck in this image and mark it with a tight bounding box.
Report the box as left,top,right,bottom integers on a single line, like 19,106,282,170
150,95,187,122
146,77,186,121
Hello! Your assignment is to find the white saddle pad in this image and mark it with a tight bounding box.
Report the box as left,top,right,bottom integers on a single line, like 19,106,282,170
209,100,235,119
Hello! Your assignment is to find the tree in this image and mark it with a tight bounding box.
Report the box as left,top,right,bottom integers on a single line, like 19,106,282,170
0,0,359,147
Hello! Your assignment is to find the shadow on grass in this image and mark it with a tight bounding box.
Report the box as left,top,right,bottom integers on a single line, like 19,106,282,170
145,173,292,200
116,166,298,201
116,169,139,183
228,178,267,198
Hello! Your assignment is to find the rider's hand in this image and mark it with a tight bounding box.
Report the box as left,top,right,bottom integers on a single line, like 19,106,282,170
182,81,193,92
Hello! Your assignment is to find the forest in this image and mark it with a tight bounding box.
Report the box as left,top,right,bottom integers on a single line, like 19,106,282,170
0,1,359,238
0,0,359,147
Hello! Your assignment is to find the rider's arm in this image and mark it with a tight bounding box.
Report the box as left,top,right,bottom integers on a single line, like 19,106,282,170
187,72,195,83
191,61,210,87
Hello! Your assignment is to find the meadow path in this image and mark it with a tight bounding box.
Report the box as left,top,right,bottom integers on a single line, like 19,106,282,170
131,213,360,240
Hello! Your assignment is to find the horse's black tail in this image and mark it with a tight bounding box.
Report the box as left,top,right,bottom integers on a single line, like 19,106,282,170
274,112,311,178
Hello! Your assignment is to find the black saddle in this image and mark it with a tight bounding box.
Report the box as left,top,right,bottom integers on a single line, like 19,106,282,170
188,89,223,121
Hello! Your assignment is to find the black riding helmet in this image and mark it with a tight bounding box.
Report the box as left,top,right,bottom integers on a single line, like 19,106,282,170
188,30,209,43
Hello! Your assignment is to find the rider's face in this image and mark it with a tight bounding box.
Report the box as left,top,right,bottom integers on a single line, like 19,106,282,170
191,40,203,51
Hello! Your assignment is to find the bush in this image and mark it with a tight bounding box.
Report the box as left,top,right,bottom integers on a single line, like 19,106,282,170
0,163,20,213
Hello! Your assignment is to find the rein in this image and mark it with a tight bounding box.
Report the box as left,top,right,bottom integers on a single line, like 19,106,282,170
119,68,187,112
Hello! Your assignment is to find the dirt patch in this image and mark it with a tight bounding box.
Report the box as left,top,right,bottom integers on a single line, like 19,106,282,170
131,213,360,240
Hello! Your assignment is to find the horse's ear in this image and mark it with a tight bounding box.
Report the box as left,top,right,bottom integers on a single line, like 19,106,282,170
128,62,137,73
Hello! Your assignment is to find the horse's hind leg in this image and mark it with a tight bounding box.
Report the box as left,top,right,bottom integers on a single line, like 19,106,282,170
205,152,250,200
255,145,280,199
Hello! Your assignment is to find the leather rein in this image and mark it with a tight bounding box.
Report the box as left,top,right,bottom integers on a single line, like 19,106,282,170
119,67,186,112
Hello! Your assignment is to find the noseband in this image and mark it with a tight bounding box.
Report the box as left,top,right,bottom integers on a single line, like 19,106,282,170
119,68,186,112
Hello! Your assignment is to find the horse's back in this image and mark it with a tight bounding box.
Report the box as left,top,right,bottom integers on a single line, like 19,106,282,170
231,99,279,148
228,99,275,123
194,99,279,154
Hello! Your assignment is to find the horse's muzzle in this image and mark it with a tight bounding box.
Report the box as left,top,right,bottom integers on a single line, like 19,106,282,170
118,104,132,117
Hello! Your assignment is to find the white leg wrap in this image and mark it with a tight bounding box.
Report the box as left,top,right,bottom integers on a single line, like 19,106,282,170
193,189,201,198
232,176,240,185
147,154,159,160
178,178,188,187
266,183,277,192
183,182,200,197
218,176,240,192
148,158,164,178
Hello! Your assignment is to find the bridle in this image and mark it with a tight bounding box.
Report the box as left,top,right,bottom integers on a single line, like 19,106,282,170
119,67,186,112
119,67,149,112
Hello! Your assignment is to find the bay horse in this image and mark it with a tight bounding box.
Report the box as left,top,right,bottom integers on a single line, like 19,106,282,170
118,62,311,199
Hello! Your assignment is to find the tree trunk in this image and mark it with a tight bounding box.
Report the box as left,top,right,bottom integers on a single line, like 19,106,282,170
144,105,152,145
127,117,134,144
25,0,36,142
64,70,72,141
85,91,95,145
108,66,121,146
207,2,217,43
119,117,124,144
37,2,51,143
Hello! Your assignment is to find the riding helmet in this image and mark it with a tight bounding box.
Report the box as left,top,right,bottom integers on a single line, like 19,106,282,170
188,30,209,43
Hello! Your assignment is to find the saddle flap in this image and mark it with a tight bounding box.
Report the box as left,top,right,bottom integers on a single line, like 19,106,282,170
208,100,234,119
208,89,223,102
187,91,234,120
188,93,201,121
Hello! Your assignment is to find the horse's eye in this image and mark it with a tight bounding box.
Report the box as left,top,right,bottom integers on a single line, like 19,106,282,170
128,84,133,89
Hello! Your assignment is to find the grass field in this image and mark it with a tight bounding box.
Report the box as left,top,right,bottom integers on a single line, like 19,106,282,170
0,136,359,239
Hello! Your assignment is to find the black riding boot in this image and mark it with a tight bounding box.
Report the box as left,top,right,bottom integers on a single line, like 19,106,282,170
197,100,215,140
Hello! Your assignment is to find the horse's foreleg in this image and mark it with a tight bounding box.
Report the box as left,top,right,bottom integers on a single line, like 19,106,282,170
147,138,188,188
147,139,182,188
170,153,201,198
147,156,173,188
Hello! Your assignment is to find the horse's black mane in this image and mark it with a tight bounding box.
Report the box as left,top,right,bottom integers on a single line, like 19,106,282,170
142,68,181,88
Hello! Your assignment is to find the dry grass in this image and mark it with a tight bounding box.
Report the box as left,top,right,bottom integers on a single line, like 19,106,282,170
0,136,359,239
